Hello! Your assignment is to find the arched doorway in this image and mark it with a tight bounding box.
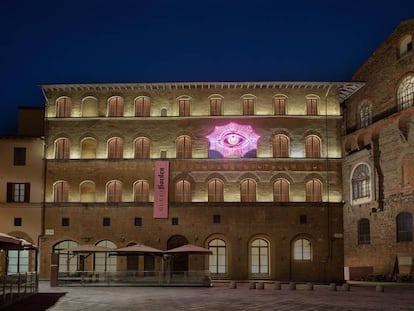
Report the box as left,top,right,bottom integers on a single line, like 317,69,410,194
167,235,188,272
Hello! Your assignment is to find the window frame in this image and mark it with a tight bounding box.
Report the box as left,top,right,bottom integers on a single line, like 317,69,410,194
107,96,124,117
397,212,413,242
293,238,312,261
273,178,289,202
351,163,372,205
7,182,30,203
240,179,256,202
358,218,370,245
273,134,289,158
208,178,224,202
397,75,414,111
208,238,227,275
250,238,269,275
13,147,26,166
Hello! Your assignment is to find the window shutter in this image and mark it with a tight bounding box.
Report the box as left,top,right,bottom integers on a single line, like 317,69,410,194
24,183,30,203
7,183,13,202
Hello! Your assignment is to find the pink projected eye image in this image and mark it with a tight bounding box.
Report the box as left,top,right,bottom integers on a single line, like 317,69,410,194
207,122,260,158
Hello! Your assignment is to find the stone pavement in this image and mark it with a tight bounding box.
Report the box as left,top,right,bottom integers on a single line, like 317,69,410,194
29,281,414,310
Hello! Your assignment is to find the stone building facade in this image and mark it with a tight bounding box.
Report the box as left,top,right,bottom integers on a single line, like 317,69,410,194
38,81,362,282
342,18,414,279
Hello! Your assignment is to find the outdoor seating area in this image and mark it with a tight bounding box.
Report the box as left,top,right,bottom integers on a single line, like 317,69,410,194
0,232,38,308
53,243,213,287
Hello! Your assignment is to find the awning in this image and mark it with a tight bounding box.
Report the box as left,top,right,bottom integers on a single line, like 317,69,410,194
114,244,164,255
0,232,37,250
164,244,213,255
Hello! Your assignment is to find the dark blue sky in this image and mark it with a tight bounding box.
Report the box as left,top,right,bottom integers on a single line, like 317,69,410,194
1,0,414,134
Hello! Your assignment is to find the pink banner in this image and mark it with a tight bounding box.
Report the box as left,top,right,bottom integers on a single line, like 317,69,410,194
153,161,169,218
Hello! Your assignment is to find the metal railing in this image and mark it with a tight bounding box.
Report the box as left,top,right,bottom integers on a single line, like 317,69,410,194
1,272,38,308
57,270,211,287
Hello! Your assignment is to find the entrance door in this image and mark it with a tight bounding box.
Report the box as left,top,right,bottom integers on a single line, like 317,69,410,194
167,235,188,272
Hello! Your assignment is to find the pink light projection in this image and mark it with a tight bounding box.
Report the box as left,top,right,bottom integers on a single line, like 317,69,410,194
207,122,260,157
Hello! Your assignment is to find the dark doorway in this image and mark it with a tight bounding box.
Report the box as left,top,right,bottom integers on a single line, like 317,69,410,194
167,235,188,272
126,243,139,271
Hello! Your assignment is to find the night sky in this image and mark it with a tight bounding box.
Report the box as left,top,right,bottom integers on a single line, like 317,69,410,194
1,0,414,134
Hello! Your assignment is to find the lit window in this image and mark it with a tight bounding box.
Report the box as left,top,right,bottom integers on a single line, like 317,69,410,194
54,181,69,202
306,97,318,115
55,138,70,159
175,180,191,202
209,239,226,274
359,101,371,128
135,137,150,158
305,135,320,158
107,180,122,202
240,179,256,202
273,179,289,202
397,212,413,242
80,181,95,202
306,179,322,202
397,75,414,110
178,98,191,116
293,238,311,261
7,183,30,203
242,97,255,116
7,250,29,273
56,97,71,118
251,239,269,274
273,134,289,158
208,179,224,202
135,96,151,117
81,96,98,117
176,135,192,158
80,138,97,159
53,240,79,272
274,96,286,115
210,97,222,116
107,96,124,117
107,137,123,159
352,164,371,201
134,180,149,202
358,218,370,245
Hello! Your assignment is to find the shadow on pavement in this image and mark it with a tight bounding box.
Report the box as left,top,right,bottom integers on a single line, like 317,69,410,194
3,293,66,311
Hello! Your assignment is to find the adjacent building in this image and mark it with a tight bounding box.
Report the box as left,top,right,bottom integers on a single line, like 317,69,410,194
342,18,414,279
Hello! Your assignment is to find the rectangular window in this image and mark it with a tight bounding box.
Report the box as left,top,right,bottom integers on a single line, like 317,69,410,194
7,183,30,202
300,215,307,224
213,214,221,224
178,99,190,116
103,217,111,227
14,148,26,166
242,98,255,115
160,150,167,159
172,217,179,225
134,217,142,227
306,98,318,116
62,217,70,227
210,98,222,116
14,218,22,226
274,98,286,115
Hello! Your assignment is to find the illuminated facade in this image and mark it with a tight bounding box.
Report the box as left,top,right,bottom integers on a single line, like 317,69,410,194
38,81,362,282
342,18,414,280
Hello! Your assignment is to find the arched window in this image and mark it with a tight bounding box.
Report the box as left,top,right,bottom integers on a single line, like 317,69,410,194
134,180,149,202
135,96,151,117
81,96,98,117
273,134,289,158
54,181,69,202
80,181,95,202
273,95,287,115
107,96,124,117
176,135,192,158
178,97,191,116
107,180,122,203
399,34,413,57
135,137,150,158
359,101,371,128
53,240,79,272
95,240,117,272
80,138,97,159
56,97,71,117
397,212,413,242
208,239,226,274
175,180,191,202
273,179,289,202
208,178,224,202
358,218,370,245
251,239,269,275
55,138,70,159
107,137,123,159
352,164,371,201
397,75,414,110
210,96,223,116
241,179,256,202
293,238,312,261
305,135,321,158
306,179,322,202
241,95,255,116
306,96,318,115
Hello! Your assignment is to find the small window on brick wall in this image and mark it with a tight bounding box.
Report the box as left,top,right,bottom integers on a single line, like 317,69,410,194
213,214,221,224
14,218,22,226
134,217,142,227
103,217,111,227
300,215,307,224
62,217,70,227
172,217,179,225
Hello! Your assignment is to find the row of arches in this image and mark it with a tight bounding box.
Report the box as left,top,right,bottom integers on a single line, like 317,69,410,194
53,234,314,277
53,134,323,159
51,178,324,203
53,94,322,118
